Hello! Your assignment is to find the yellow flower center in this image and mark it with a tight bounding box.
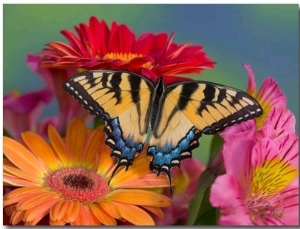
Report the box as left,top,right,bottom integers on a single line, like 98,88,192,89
104,52,142,62
245,157,297,224
255,101,271,130
103,52,153,69
45,167,110,204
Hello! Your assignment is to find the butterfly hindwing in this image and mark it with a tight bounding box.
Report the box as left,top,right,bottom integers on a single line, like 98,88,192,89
148,80,262,177
64,70,155,175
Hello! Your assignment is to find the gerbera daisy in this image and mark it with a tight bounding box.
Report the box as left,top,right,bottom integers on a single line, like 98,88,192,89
3,118,171,225
39,16,215,84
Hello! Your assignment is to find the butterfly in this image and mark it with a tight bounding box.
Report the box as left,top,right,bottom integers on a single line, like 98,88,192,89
64,70,263,184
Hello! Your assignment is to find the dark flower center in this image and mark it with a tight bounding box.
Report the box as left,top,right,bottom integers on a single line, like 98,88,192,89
63,174,93,189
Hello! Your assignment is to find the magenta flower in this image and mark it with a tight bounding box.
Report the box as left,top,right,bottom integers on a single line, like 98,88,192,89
26,54,92,134
154,158,205,225
3,88,53,140
210,108,299,225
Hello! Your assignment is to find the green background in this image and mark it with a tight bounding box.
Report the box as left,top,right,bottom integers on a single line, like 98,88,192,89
3,4,299,164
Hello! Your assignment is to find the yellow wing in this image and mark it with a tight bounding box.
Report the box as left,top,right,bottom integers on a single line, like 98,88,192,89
64,70,155,175
148,80,262,177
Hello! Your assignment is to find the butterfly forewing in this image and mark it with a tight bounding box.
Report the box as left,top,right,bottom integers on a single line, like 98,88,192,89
64,70,155,175
165,81,262,134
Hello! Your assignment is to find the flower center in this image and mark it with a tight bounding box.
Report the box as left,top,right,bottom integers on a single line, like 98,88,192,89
245,157,297,224
103,52,152,69
103,52,143,62
45,167,110,204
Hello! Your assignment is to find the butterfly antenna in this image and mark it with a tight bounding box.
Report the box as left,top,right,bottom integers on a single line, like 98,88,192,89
108,160,131,185
108,163,122,185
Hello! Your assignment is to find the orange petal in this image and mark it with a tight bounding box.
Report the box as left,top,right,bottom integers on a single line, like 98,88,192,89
82,126,105,169
65,118,87,164
50,218,66,225
4,164,40,185
142,206,164,219
17,191,58,210
3,173,38,187
115,173,169,189
47,125,68,165
71,205,91,225
97,143,115,177
50,199,70,221
89,204,116,225
99,201,121,219
3,137,46,176
10,210,25,225
23,198,59,224
63,200,81,223
87,206,102,225
110,202,155,225
107,189,171,207
4,187,46,206
21,131,59,170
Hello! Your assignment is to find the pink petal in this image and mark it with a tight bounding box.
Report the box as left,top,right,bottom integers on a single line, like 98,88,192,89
219,120,256,189
261,106,296,138
243,63,256,96
210,174,253,225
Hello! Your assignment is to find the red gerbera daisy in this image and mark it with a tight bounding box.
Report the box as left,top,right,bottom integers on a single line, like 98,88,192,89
40,16,215,84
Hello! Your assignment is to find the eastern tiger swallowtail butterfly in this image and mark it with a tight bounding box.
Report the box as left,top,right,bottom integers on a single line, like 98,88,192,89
64,70,262,184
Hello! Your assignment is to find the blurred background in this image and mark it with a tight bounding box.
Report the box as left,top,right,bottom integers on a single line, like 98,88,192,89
3,4,299,164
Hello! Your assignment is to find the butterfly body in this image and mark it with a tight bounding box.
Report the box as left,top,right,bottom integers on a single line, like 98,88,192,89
64,70,263,182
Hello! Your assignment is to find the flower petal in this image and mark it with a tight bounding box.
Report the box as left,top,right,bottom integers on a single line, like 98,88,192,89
65,118,87,164
23,198,59,225
89,204,116,225
210,174,253,225
99,201,121,219
107,189,171,207
47,125,68,165
3,165,40,186
71,205,90,225
50,199,70,221
142,206,164,219
81,126,104,168
10,210,25,225
21,131,60,170
243,63,256,97
16,191,58,211
110,202,155,225
4,187,47,206
63,200,81,223
3,137,46,176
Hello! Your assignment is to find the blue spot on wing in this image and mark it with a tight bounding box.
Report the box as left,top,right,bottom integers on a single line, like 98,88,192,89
104,118,144,177
147,127,201,179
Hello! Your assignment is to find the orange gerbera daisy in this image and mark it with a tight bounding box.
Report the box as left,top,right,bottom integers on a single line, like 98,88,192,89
3,118,171,226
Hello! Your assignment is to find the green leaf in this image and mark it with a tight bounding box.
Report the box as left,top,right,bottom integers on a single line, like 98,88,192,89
194,188,219,225
208,134,223,163
186,169,217,225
